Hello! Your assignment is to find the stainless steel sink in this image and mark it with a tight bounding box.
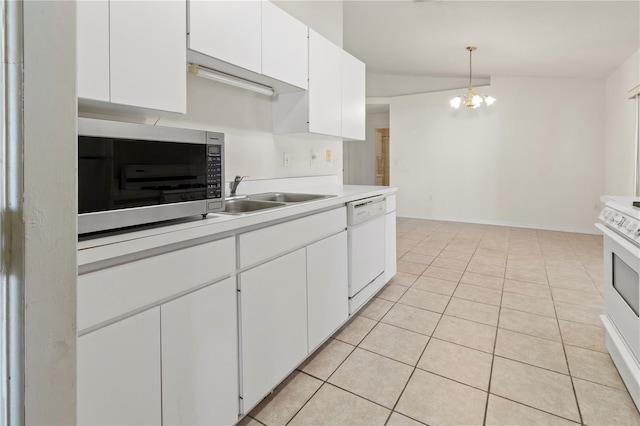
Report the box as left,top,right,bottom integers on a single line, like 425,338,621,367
219,192,335,215
249,192,335,203
222,199,286,214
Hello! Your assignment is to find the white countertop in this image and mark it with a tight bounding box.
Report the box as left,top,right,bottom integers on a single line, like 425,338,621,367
78,184,397,267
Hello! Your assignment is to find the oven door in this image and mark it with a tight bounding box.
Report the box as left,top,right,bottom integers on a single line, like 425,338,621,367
597,223,640,360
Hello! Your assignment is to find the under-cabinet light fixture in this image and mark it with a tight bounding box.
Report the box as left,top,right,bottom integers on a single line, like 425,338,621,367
188,64,275,97
450,46,496,109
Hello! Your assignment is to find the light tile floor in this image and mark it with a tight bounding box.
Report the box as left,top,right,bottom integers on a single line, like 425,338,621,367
241,218,640,426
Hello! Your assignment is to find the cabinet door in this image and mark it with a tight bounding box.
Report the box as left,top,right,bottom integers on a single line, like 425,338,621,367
189,1,262,74
239,249,307,412
341,51,366,140
77,308,161,425
109,0,186,113
308,29,342,137
385,212,397,283
307,232,349,351
161,278,238,426
262,1,308,89
349,215,386,295
76,0,109,101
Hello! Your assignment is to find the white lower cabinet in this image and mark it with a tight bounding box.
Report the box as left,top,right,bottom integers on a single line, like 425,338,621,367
239,248,308,413
307,231,349,351
161,278,238,426
78,308,161,426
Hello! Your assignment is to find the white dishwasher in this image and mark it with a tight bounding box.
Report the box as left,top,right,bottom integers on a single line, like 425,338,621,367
347,196,387,314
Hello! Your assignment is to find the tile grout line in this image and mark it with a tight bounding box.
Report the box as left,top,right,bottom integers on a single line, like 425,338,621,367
481,225,509,426
385,221,470,425
381,221,448,426
541,229,586,426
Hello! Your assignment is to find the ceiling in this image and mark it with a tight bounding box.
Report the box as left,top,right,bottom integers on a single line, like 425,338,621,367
343,0,640,97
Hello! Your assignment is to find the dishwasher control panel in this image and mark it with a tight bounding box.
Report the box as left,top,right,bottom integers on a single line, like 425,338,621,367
347,196,387,226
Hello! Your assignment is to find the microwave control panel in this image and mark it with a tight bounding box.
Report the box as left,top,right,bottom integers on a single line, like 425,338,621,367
206,144,223,200
600,206,640,243
205,130,225,212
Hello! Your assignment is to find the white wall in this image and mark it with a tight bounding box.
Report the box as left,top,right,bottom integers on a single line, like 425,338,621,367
390,76,605,233
157,74,343,184
344,111,388,184
604,49,640,195
23,1,77,423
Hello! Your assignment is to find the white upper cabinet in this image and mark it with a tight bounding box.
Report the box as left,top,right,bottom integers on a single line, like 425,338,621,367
272,29,366,140
341,51,366,140
261,1,308,90
77,0,109,102
109,0,186,113
77,0,186,114
308,29,343,137
189,0,262,74
188,1,308,93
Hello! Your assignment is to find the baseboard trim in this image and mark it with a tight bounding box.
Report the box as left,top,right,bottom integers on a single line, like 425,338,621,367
396,214,601,235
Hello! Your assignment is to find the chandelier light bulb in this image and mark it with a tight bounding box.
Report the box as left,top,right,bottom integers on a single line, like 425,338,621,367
472,94,483,106
483,95,496,106
450,96,462,109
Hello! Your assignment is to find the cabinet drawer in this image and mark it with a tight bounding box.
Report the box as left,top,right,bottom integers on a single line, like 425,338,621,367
78,237,235,332
239,207,346,268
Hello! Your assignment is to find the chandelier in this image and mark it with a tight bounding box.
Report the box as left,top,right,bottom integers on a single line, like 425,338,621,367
450,46,496,109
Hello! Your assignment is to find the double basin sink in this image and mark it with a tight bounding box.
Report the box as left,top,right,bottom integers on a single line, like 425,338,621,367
221,192,335,215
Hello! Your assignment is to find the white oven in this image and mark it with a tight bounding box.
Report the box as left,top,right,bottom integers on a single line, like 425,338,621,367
596,201,640,410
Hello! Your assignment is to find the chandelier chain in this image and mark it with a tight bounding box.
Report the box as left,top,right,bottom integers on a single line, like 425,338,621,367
469,48,472,86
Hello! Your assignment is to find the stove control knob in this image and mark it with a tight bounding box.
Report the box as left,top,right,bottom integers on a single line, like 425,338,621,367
618,217,627,226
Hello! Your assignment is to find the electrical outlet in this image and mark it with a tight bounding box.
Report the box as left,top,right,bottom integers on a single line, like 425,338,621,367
283,152,291,167
326,149,331,162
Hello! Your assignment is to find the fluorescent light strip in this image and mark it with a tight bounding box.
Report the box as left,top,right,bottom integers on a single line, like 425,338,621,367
188,64,275,97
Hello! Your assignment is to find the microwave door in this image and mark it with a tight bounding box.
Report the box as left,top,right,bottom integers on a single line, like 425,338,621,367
79,158,113,212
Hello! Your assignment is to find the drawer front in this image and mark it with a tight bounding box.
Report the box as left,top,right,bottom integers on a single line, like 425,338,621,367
239,206,346,268
78,237,235,332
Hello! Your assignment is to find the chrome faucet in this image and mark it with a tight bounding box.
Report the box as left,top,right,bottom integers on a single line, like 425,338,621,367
229,175,248,197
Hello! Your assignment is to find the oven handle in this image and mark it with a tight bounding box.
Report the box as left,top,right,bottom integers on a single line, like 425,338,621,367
595,223,640,258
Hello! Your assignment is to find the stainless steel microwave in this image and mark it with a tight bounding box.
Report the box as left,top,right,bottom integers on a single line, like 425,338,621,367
78,118,224,235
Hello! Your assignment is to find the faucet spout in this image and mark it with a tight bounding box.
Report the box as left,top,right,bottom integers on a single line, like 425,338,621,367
230,175,248,197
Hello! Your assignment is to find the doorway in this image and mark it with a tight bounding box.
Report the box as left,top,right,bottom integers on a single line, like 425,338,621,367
343,105,390,185
375,128,390,186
